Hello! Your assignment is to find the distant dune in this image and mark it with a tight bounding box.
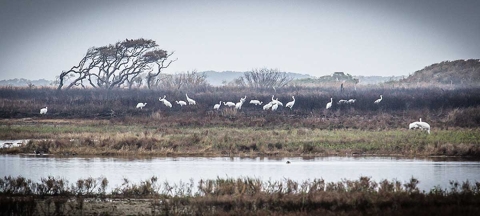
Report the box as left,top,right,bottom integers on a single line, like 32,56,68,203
399,59,480,85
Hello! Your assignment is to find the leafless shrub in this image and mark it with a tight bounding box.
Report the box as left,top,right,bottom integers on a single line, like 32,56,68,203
234,68,294,89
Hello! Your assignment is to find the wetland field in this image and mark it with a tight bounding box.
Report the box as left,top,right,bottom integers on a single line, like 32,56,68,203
1,86,480,215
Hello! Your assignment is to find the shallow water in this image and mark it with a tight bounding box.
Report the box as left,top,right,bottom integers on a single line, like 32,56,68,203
1,155,479,191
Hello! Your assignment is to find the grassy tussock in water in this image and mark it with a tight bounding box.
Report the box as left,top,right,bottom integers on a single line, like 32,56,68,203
1,176,480,215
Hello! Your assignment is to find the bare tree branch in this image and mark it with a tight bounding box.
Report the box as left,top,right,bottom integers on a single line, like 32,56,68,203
57,38,174,90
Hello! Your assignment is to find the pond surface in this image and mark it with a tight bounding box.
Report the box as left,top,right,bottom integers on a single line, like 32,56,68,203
1,155,480,192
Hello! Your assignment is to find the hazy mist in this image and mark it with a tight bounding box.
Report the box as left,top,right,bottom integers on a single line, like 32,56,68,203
0,0,479,80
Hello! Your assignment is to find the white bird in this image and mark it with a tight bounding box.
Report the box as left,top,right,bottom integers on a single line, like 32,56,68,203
409,122,419,130
409,118,430,134
271,96,283,106
263,102,273,110
235,96,247,110
374,95,383,104
249,100,263,105
326,98,333,109
275,99,283,106
136,103,147,109
347,99,356,104
272,103,279,111
236,103,245,110
285,96,295,110
40,107,48,115
235,101,243,110
223,102,236,107
409,118,422,130
176,101,187,106
416,122,431,134
240,95,247,102
159,95,172,108
338,99,348,104
213,101,222,110
186,94,196,105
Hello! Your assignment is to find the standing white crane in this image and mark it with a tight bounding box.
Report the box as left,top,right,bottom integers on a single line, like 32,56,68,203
271,103,279,111
374,95,383,104
176,101,187,106
213,101,222,110
235,96,247,110
40,107,48,114
409,118,430,134
416,121,431,134
326,98,333,109
136,103,147,109
274,99,283,106
159,95,172,108
235,101,243,110
223,102,236,107
409,122,419,130
186,94,196,105
271,95,283,106
285,96,295,110
249,100,263,105
263,102,273,110
409,118,423,130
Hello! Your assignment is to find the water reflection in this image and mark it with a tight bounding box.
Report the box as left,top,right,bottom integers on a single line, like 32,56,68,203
1,155,479,192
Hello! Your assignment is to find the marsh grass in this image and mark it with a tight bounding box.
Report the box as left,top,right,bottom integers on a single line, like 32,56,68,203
1,175,480,215
1,87,480,126
1,120,479,157
1,86,480,157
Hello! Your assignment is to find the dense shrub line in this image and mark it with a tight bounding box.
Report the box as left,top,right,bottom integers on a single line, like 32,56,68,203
1,175,480,215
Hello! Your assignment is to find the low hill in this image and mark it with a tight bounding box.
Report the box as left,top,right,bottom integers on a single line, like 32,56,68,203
399,59,480,85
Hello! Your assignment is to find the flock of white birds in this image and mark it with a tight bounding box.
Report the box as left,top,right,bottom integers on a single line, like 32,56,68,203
38,94,431,134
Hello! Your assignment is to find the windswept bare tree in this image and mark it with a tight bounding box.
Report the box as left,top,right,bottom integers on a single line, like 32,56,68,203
57,38,176,90
235,68,293,89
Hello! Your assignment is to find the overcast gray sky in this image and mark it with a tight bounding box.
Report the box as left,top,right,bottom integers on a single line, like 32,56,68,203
0,0,479,80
